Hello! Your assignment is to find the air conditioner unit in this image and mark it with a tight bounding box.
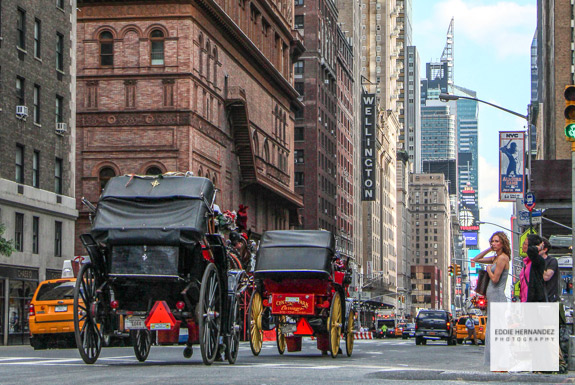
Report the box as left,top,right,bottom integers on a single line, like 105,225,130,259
56,122,67,134
324,79,329,84
16,105,28,119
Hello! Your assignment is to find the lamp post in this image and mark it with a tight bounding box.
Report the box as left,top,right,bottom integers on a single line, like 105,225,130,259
477,221,522,236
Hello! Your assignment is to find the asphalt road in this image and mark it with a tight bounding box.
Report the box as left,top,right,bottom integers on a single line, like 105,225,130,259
0,338,572,384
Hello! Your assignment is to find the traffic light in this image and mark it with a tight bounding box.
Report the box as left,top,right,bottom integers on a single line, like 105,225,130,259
455,264,461,276
448,265,454,276
564,85,575,141
477,297,486,309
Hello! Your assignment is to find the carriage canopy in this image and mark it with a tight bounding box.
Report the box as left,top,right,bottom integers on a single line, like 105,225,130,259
254,230,335,279
91,175,214,246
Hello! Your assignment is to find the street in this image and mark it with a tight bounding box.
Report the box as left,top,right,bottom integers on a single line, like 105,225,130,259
0,338,571,384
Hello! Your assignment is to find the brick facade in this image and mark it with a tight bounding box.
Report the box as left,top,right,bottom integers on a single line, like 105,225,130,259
75,0,303,254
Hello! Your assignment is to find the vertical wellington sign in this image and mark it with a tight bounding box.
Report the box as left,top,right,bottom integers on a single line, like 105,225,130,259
362,93,376,201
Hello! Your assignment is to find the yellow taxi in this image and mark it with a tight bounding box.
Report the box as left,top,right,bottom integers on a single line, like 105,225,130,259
455,315,487,344
29,278,77,349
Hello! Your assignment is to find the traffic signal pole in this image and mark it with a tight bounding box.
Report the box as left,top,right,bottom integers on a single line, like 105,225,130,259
564,86,575,315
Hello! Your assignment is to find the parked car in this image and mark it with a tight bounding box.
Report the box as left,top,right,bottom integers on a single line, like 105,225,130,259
415,309,456,346
402,323,415,339
29,277,127,350
29,278,77,350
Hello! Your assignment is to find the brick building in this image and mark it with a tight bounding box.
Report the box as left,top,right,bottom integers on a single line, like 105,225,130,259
75,0,304,253
335,28,354,260
293,0,338,234
408,173,451,310
0,0,77,345
410,265,442,313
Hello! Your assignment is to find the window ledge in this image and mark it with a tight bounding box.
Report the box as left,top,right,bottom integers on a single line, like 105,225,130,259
16,46,27,54
34,56,42,63
56,69,65,75
34,123,41,128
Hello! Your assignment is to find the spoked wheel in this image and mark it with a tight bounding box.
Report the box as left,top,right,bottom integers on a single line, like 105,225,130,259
248,291,263,356
132,329,152,362
73,263,103,364
345,309,355,357
327,291,342,358
276,315,286,355
197,263,222,365
225,299,240,365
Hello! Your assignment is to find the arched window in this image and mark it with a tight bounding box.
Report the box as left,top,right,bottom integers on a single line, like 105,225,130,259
213,47,218,86
99,31,114,66
212,174,217,188
282,111,287,142
206,41,211,79
150,29,165,65
252,131,259,156
198,167,203,177
145,166,162,175
205,96,210,121
99,167,116,191
263,141,270,163
198,33,204,74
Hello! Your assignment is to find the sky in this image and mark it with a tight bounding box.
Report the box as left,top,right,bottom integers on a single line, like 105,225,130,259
412,0,536,252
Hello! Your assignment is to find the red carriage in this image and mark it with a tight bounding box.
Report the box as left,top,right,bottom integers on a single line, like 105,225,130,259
248,230,355,358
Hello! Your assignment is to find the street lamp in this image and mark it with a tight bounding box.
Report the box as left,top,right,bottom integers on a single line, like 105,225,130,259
477,221,521,235
439,93,528,120
439,93,532,195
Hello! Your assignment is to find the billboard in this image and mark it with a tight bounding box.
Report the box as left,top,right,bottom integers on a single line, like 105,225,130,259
459,188,479,231
499,131,525,202
361,93,376,201
463,232,478,246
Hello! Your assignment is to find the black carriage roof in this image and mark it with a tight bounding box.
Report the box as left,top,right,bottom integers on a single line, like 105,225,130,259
259,230,335,252
100,174,214,201
91,174,214,245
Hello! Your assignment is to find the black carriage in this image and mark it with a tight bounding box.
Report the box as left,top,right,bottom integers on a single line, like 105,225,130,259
75,174,244,365
248,230,355,358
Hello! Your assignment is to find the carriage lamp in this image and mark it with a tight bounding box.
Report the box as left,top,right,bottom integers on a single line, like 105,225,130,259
176,301,185,311
110,300,119,309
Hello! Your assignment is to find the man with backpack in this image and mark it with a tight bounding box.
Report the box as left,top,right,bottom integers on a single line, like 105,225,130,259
464,316,477,345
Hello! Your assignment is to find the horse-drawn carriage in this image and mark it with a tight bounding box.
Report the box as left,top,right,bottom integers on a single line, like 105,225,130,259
75,173,247,365
248,230,354,358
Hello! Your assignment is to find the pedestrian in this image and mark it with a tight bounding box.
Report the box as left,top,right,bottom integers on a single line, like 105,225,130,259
519,234,546,302
540,237,558,302
464,316,477,345
471,231,510,368
380,323,387,338
539,237,568,373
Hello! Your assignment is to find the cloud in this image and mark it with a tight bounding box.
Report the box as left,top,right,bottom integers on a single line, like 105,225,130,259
477,155,514,249
424,0,536,58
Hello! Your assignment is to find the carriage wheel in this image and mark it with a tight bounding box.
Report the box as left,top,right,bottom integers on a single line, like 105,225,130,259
345,309,355,357
132,329,152,362
225,299,240,365
73,263,103,364
248,291,263,356
276,316,286,355
327,292,342,358
197,263,222,365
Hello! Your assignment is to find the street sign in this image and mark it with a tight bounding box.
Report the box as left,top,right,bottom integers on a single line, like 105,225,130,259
524,192,536,211
517,209,542,227
519,228,537,257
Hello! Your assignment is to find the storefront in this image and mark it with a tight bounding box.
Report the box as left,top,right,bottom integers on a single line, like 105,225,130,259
0,265,39,346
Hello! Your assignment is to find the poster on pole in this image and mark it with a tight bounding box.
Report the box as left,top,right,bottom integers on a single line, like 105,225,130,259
499,131,525,202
